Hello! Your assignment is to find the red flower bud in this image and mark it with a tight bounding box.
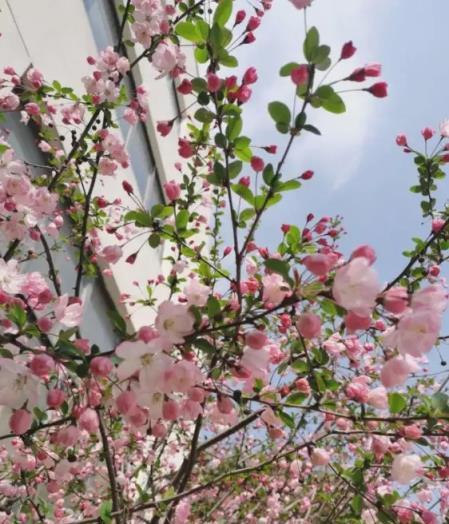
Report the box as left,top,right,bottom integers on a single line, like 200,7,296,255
300,170,314,180
340,41,356,60
366,82,388,98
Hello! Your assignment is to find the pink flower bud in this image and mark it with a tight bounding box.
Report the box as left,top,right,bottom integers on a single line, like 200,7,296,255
37,317,53,333
243,67,258,85
78,408,99,433
310,448,330,466
237,85,252,103
217,397,234,414
366,82,388,98
164,180,181,202
163,399,180,420
246,16,260,31
250,156,264,172
350,244,376,265
177,79,193,95
295,377,311,394
421,127,434,141
47,388,66,409
30,354,55,378
207,73,221,92
157,120,173,137
364,63,381,77
345,311,371,332
340,41,357,60
239,176,250,187
432,217,446,234
347,67,366,82
300,170,314,180
151,422,167,438
303,253,333,276
396,134,408,147
296,313,321,339
235,10,246,25
291,65,309,86
10,410,32,435
90,356,113,378
116,390,136,415
245,329,268,349
383,286,408,314
138,326,157,342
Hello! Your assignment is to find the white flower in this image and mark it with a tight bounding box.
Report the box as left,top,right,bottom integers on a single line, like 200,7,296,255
391,454,422,484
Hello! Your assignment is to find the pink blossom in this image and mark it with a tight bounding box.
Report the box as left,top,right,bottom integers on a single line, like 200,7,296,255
90,356,113,378
9,409,32,435
240,347,270,379
384,309,441,357
310,448,330,466
262,273,289,306
100,245,122,264
184,280,210,307
345,311,371,332
47,389,66,409
0,259,24,294
296,313,321,339
152,41,186,75
78,408,99,433
391,454,422,484
411,284,448,314
55,295,83,327
366,386,388,409
350,244,376,265
155,301,194,344
289,0,312,9
380,355,419,388
164,180,181,201
383,286,408,314
303,253,335,276
245,329,268,350
332,257,381,316
30,354,54,378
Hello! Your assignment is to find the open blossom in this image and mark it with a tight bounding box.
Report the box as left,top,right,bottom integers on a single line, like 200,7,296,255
240,347,270,379
332,256,381,316
115,339,168,386
0,358,44,409
391,454,422,484
54,294,83,327
155,301,194,344
262,273,289,305
152,41,186,76
296,313,321,339
366,386,388,409
0,259,24,294
380,355,419,388
311,448,330,466
384,309,441,357
411,284,448,314
184,280,210,307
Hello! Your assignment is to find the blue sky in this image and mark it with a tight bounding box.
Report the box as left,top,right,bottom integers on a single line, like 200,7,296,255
233,0,449,285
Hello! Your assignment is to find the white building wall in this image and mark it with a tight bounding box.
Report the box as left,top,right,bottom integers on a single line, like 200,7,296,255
0,0,199,341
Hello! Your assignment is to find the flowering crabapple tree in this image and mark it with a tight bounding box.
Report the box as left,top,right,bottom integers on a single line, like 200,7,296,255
0,0,449,522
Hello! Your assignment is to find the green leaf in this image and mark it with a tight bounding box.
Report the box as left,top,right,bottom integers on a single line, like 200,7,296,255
125,210,152,227
262,164,276,185
213,0,232,27
7,304,27,329
388,392,407,414
311,44,330,65
176,209,189,230
240,208,255,222
315,85,346,114
194,338,215,354
99,500,113,524
0,144,10,155
148,233,160,248
207,296,221,318
231,183,254,205
194,108,215,124
350,494,363,516
219,53,238,67
303,124,321,135
279,62,300,76
303,26,319,62
107,309,128,337
265,258,292,285
226,116,242,140
268,101,291,126
286,392,307,405
431,392,449,415
277,179,301,192
194,46,209,64
228,160,243,179
175,21,204,43
277,410,295,429
234,136,252,162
